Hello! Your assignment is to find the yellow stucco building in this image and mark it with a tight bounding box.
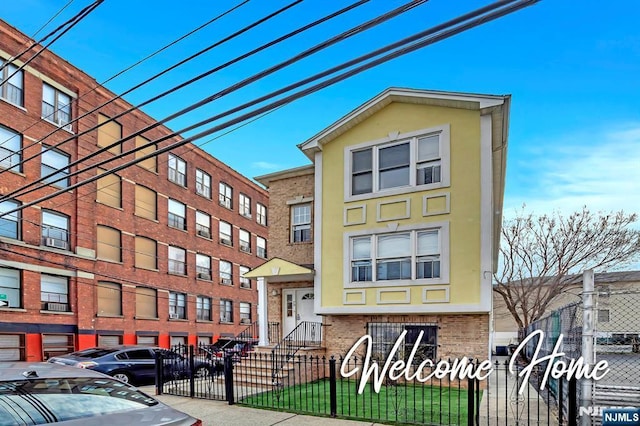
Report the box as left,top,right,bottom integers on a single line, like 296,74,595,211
248,87,510,360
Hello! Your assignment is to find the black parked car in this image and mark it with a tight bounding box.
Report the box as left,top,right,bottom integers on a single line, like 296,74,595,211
48,346,220,385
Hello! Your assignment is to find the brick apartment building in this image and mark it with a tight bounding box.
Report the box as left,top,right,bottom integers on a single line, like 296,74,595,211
0,19,268,361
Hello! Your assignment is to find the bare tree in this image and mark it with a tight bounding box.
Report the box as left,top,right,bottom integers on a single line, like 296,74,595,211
493,207,640,329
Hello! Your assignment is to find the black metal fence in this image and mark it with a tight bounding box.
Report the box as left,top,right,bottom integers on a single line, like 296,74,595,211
157,345,579,425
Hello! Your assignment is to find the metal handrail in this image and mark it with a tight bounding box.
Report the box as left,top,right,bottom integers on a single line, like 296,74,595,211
271,321,322,383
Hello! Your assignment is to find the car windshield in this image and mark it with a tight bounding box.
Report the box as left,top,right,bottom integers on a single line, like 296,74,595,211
69,348,118,358
0,377,158,425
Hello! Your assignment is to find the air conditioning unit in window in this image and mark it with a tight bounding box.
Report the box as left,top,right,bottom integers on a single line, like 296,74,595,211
220,278,232,285
220,238,232,246
240,318,251,325
197,229,211,238
197,272,211,280
240,244,250,253
44,238,68,250
169,313,180,319
45,302,67,312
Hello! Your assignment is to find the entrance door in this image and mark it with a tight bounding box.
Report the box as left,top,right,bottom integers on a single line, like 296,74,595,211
282,288,322,340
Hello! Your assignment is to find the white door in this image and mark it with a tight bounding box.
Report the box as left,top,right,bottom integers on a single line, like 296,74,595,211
282,288,322,340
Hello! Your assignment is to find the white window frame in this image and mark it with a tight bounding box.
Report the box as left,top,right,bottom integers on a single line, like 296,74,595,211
290,203,311,243
195,211,211,238
344,124,450,202
239,302,251,324
256,236,267,259
239,229,251,253
168,246,186,276
239,193,251,218
256,203,267,226
219,260,232,284
219,221,232,246
239,266,251,288
0,199,20,240
41,210,70,250
41,147,70,188
195,169,211,198
343,221,449,288
169,292,186,319
42,82,72,130
196,254,211,280
168,153,186,186
168,199,186,230
40,274,69,312
0,125,22,171
0,59,23,107
220,299,233,323
219,182,232,209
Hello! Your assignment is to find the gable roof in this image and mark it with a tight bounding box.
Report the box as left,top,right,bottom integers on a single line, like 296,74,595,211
243,257,314,282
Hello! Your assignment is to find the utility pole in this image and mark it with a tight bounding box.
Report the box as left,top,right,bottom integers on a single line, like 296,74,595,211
581,269,595,426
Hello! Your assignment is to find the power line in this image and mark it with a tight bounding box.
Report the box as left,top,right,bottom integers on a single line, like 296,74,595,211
31,0,77,40
0,0,297,167
0,0,250,154
0,0,416,199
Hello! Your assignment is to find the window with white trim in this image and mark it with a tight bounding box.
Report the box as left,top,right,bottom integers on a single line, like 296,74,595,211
0,199,20,239
220,299,233,323
256,203,267,226
168,199,186,230
239,266,251,288
42,83,71,129
195,211,211,238
195,169,211,198
0,125,21,171
239,229,251,253
41,210,69,250
239,193,251,218
168,246,186,275
256,236,267,259
219,221,232,246
349,227,445,284
196,254,211,280
40,275,69,312
291,203,311,243
197,296,211,321
349,127,447,197
0,267,21,308
168,154,186,186
0,59,23,106
219,260,232,285
41,147,70,188
219,182,232,209
169,292,186,319
240,302,251,324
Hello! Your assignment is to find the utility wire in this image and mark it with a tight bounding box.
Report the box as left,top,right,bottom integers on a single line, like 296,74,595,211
0,0,416,198
0,0,103,84
0,0,297,166
0,0,250,152
30,0,76,40
0,0,539,220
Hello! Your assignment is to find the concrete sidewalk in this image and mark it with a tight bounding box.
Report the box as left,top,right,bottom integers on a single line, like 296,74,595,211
139,386,381,426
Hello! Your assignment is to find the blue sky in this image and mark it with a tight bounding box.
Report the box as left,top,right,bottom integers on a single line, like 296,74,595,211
2,0,639,219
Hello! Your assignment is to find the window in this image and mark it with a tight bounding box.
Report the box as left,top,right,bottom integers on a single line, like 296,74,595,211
40,275,69,312
197,336,211,346
169,292,186,319
239,229,251,253
239,193,251,218
196,254,211,280
368,323,437,363
168,199,186,230
0,199,20,239
97,114,122,155
168,153,186,186
135,135,157,172
135,236,157,270
136,287,157,318
97,282,122,316
598,309,610,323
0,334,25,361
197,296,211,321
195,211,211,238
239,266,251,289
168,246,186,275
0,267,21,308
96,169,121,208
42,83,71,129
219,221,232,246
135,185,157,220
195,169,211,198
291,203,311,243
137,335,158,345
349,127,447,197
98,335,122,346
41,210,69,250
96,225,121,262
348,226,446,284
220,299,233,323
0,125,21,171
256,236,267,259
219,260,232,285
240,302,251,324
0,59,23,106
42,334,74,360
41,147,70,188
219,182,232,209
257,203,267,226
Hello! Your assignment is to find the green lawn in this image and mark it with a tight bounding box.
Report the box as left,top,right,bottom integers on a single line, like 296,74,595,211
239,379,475,425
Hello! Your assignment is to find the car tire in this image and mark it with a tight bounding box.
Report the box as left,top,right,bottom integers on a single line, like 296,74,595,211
112,371,132,384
